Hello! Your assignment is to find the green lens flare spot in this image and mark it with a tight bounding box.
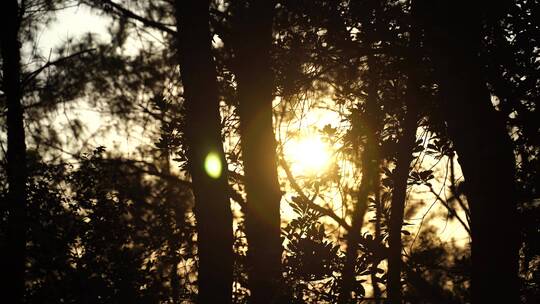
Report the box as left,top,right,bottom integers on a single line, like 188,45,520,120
204,151,222,179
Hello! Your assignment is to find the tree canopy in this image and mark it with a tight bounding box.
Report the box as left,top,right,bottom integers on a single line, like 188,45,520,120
0,0,538,303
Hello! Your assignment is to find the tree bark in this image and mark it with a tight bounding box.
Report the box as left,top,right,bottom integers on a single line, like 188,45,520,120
232,1,283,303
386,7,428,303
386,15,422,303
386,108,417,304
339,55,382,303
370,174,382,304
416,1,519,302
174,1,233,303
163,148,181,304
0,1,27,303
339,133,379,304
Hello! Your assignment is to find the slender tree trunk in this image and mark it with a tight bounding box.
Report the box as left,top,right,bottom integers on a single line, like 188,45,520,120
386,11,422,301
163,149,181,304
170,256,180,303
0,1,27,303
339,142,379,303
370,175,382,304
417,1,519,302
339,55,381,303
174,1,233,303
386,108,417,304
233,1,283,303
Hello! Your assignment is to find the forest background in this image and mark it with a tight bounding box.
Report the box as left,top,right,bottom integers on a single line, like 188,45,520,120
0,0,539,303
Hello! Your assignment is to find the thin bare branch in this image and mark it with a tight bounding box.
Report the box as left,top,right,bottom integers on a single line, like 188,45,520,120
22,48,96,86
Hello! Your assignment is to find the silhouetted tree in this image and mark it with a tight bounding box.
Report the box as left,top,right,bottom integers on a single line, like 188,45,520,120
416,0,519,302
174,1,234,302
387,5,422,301
229,1,283,303
1,1,538,303
1,1,28,302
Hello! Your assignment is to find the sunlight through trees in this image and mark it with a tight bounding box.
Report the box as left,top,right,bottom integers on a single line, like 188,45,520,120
285,136,332,175
0,1,538,303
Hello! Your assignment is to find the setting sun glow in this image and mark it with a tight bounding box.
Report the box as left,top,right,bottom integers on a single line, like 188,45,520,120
286,136,332,175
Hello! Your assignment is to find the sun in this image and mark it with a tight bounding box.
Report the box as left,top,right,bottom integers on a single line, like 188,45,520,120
285,136,332,175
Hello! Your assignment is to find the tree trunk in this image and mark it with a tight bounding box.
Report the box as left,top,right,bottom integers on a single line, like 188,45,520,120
163,148,181,304
0,1,27,303
339,55,382,303
439,36,519,304
174,1,233,303
233,1,283,303
416,1,519,302
386,108,417,304
370,174,382,304
386,15,422,302
339,137,379,303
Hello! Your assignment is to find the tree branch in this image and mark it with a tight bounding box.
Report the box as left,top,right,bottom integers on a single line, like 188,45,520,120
22,48,96,86
278,157,351,230
87,0,176,35
428,184,471,236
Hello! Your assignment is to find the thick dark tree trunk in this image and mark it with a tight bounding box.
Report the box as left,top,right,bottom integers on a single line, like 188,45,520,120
233,1,283,303
174,1,233,303
417,1,519,302
0,1,27,303
438,41,519,304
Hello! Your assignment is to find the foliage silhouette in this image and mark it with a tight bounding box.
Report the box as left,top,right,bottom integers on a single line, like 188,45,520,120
1,0,539,303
